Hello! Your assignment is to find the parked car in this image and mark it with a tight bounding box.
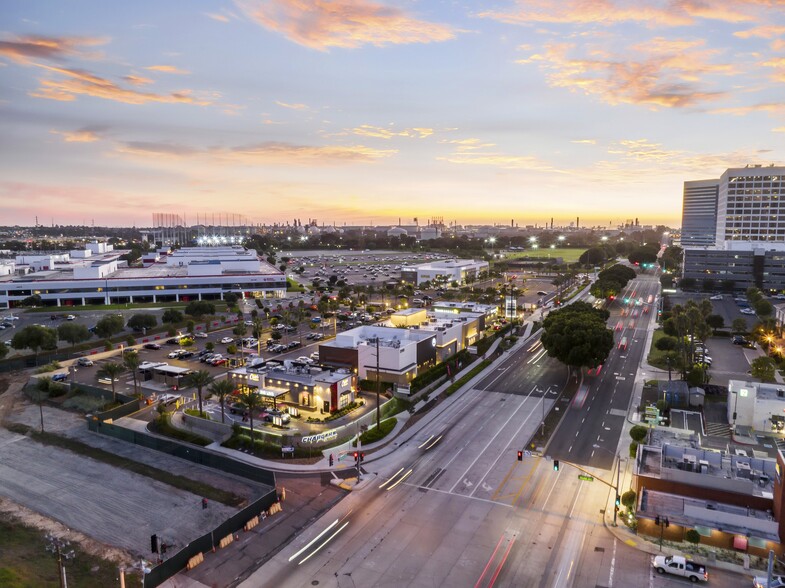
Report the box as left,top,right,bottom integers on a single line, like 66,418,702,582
179,351,195,359
220,337,234,344
200,353,216,363
51,373,68,382
741,308,757,315
144,343,161,350
263,408,291,424
288,341,301,349
732,335,750,345
76,357,94,367
709,294,723,300
229,402,248,416
168,349,186,358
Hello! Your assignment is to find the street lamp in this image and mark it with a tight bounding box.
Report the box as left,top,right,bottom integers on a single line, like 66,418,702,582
46,534,75,588
593,444,621,527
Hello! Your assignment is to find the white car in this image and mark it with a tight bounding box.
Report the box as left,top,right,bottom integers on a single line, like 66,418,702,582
194,332,208,338
753,575,785,588
168,349,186,358
741,308,756,315
220,337,234,344
2,315,19,321
66,314,76,320
709,294,723,300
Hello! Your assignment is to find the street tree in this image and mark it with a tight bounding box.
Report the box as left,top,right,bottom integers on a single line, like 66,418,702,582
94,315,124,339
56,323,91,346
11,325,58,363
185,300,215,318
123,352,141,396
706,314,724,334
184,370,213,416
0,341,8,360
751,356,776,383
208,378,234,424
541,302,614,371
162,308,184,325
732,317,748,335
127,313,157,332
97,362,126,403
238,389,263,445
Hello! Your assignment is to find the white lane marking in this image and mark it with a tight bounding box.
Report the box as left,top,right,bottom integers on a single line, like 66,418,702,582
608,537,617,588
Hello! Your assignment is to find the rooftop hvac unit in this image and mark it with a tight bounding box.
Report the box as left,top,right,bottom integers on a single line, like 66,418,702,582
736,461,751,479
698,460,709,474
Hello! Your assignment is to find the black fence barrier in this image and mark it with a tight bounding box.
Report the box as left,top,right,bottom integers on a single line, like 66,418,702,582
87,419,276,486
143,488,279,588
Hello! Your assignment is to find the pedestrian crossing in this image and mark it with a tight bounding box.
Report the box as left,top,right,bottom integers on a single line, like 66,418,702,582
705,422,731,438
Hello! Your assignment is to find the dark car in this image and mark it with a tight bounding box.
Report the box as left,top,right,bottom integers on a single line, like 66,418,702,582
732,335,749,346
288,341,301,349
144,343,161,350
179,351,195,359
229,402,248,416
166,338,179,345
51,373,68,382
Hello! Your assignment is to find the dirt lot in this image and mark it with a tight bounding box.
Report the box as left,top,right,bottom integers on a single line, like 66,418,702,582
0,374,269,560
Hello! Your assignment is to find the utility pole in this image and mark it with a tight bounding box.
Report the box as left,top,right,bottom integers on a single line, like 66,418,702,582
46,534,74,588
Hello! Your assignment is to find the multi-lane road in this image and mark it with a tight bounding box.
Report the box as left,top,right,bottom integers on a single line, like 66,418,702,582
239,272,745,587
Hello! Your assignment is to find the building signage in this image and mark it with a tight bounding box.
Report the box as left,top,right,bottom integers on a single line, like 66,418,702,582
578,474,594,482
301,429,339,444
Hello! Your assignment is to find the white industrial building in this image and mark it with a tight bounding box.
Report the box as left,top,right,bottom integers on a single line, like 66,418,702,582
400,259,489,286
0,245,286,309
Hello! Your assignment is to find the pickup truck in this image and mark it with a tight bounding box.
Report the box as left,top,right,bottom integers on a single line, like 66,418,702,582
652,555,708,583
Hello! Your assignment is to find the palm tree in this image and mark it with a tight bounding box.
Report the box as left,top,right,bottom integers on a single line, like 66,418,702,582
123,352,141,397
208,378,234,424
238,389,263,446
98,362,126,403
184,370,213,417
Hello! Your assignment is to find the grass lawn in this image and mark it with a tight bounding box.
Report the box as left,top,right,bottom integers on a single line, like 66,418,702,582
502,248,588,264
0,511,135,588
647,329,669,369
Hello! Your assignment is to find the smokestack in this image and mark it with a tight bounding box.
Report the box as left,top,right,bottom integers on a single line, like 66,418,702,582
551,217,554,229
576,217,580,229
511,218,514,227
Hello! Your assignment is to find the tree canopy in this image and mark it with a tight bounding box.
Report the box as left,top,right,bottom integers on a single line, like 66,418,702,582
541,301,614,369
57,322,92,346
94,314,124,339
127,313,158,332
185,300,215,318
11,325,58,356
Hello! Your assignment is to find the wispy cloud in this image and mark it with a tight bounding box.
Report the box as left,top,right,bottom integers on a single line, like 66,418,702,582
236,0,457,50
0,34,108,64
29,63,211,105
349,125,433,139
480,0,762,27
773,127,785,133
116,139,396,165
438,137,555,171
709,102,785,116
145,65,190,75
50,126,106,143
206,13,231,23
518,39,731,108
571,139,596,144
275,100,309,110
733,25,785,39
123,74,154,86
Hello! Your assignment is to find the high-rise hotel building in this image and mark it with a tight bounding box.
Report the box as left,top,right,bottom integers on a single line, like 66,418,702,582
681,165,785,290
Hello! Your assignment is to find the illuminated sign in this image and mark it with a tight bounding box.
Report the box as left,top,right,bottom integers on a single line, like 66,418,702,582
301,430,338,444
740,388,748,397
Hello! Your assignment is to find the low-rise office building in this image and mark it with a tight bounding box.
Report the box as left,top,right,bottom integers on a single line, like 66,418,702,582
318,325,437,386
400,259,489,286
727,379,785,433
230,364,355,413
633,428,782,557
389,308,480,360
0,245,286,309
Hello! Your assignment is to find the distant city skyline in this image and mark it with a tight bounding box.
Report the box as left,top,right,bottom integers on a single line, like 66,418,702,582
1,1,783,227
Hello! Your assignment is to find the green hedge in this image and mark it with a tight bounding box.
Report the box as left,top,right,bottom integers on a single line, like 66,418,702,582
410,349,471,393
306,400,364,423
152,414,212,446
355,418,396,446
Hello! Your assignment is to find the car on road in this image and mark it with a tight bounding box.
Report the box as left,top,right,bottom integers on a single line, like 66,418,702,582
194,332,208,338
229,402,248,416
753,575,785,588
220,337,234,344
51,373,68,382
144,343,161,350
76,357,94,367
709,294,723,300
311,317,322,323
287,341,301,349
741,308,757,315
244,320,254,326
537,290,549,296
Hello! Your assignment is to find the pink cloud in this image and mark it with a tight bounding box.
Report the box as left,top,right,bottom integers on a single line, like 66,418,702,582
0,35,108,64
236,0,457,50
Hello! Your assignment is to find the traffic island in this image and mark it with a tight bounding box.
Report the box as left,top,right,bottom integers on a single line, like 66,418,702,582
331,474,376,491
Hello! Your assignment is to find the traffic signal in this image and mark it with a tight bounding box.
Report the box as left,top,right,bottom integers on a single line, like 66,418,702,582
360,452,365,463
353,451,359,461
151,534,159,553
615,496,620,507
553,459,560,471
517,450,523,461
329,454,334,467
655,515,660,526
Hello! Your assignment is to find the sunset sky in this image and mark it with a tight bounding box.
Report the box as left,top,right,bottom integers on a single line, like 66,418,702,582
1,0,783,229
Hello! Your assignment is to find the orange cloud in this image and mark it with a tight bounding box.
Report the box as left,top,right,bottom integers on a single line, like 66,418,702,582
29,64,211,106
206,12,231,23
437,137,556,171
773,127,785,132
349,125,433,139
116,139,396,165
571,139,596,144
480,0,761,27
236,0,457,50
733,25,785,39
50,127,105,142
710,103,785,115
0,35,108,64
518,41,729,108
123,74,154,86
145,65,190,75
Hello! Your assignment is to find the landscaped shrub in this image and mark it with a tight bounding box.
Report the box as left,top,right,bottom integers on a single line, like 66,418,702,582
47,382,68,398
629,441,639,458
629,425,648,443
685,529,701,545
